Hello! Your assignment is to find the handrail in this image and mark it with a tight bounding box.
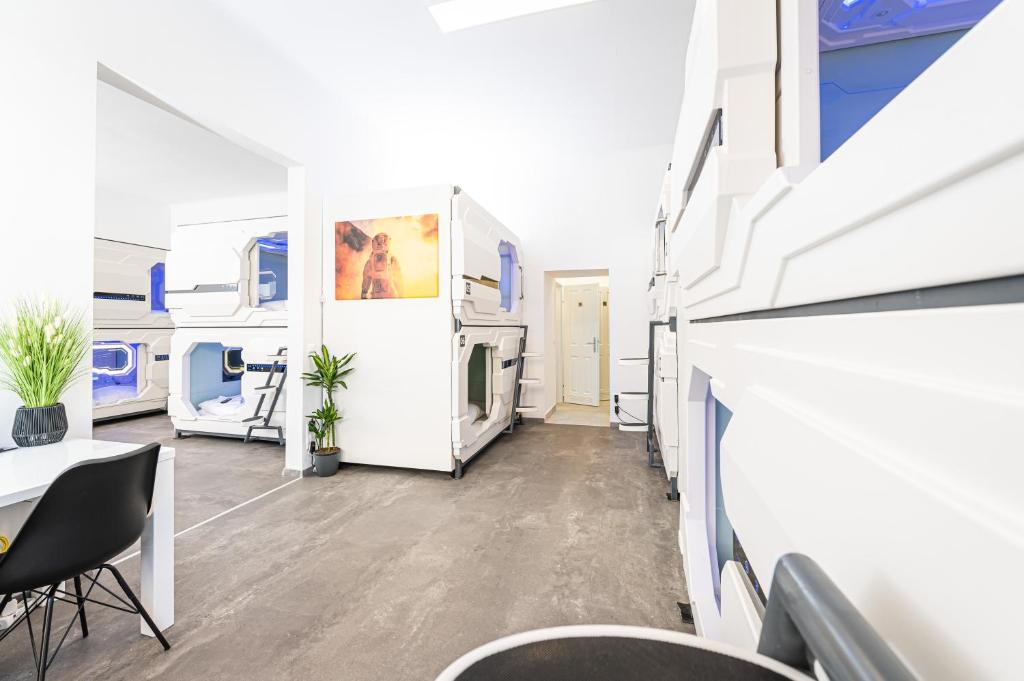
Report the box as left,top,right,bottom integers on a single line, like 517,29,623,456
758,554,919,681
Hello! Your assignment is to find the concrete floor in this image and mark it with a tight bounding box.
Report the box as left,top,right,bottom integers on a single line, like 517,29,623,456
2,416,689,681
545,401,611,427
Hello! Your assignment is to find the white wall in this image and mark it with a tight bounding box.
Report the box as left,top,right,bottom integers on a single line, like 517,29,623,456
171,192,288,227
0,1,338,449
95,186,173,249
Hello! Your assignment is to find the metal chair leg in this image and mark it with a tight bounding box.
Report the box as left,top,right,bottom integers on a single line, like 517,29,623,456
102,564,171,651
36,585,57,681
72,576,89,637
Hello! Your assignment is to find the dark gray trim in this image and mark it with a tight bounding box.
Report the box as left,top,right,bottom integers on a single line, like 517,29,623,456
94,237,169,252
679,108,723,215
176,215,287,227
166,283,239,294
691,274,1024,324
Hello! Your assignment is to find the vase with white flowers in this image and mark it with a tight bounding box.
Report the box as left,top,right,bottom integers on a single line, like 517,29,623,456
0,298,90,447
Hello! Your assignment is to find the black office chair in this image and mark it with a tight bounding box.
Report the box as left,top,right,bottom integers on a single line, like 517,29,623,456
436,554,919,681
0,443,171,680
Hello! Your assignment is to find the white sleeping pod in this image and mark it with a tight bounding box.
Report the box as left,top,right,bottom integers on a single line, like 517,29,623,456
324,186,527,477
92,238,174,420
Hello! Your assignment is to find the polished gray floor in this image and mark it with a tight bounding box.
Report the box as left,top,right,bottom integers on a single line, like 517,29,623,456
2,416,689,680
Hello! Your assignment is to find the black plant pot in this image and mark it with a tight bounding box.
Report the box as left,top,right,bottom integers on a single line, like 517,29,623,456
12,403,68,447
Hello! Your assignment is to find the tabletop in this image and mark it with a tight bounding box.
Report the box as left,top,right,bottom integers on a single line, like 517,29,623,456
0,438,174,507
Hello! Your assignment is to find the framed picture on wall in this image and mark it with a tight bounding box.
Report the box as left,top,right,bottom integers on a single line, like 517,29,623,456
334,214,439,300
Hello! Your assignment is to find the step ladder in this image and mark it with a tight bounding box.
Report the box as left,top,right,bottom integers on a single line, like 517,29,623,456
243,347,286,445
616,318,675,468
506,328,542,433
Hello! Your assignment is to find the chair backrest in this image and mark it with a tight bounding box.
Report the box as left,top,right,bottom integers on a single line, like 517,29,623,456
0,443,160,594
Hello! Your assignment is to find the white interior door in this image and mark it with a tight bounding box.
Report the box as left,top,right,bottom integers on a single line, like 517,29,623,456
562,284,601,406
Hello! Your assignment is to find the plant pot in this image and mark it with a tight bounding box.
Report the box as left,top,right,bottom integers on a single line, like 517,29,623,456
312,447,341,477
12,403,68,447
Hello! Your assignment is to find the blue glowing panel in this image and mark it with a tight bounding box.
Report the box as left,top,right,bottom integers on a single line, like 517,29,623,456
820,0,1001,51
256,233,288,307
498,240,520,313
820,29,966,160
150,262,167,312
92,341,141,406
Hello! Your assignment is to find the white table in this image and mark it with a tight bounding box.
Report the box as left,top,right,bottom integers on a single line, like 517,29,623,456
0,438,174,637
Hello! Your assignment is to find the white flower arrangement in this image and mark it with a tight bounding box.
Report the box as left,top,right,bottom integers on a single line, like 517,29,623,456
0,298,89,408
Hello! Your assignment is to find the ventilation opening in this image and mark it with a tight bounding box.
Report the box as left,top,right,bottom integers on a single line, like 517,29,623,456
467,344,493,423
189,342,246,420
498,240,520,313
92,341,141,406
251,232,288,309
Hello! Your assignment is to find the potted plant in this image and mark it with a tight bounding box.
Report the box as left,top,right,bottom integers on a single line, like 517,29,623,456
302,345,354,476
0,298,89,447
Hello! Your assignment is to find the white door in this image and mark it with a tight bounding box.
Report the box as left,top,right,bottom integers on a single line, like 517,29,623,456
562,284,601,406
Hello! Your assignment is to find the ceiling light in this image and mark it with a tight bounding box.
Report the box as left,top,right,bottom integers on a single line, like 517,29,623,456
428,0,601,33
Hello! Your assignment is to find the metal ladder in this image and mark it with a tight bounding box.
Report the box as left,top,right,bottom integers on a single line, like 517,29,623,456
243,346,286,445
506,326,541,433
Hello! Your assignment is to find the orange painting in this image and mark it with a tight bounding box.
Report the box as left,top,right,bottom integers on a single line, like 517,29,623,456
334,214,439,300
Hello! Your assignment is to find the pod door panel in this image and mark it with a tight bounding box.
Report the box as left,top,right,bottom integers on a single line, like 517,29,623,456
92,328,172,420
94,239,172,328
451,192,523,326
452,327,524,463
166,218,287,327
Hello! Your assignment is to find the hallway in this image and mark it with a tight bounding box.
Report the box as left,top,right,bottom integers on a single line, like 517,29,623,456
545,401,612,427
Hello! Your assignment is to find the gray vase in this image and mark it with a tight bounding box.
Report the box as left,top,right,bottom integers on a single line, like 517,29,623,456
312,447,341,477
12,403,68,447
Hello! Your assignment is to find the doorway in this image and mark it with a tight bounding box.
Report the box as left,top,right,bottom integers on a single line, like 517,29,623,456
91,68,301,526
546,271,610,427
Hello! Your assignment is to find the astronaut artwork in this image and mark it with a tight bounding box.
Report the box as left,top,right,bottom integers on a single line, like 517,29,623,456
334,214,439,300
361,233,403,299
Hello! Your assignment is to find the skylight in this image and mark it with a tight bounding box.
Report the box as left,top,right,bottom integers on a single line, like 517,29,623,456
428,0,601,33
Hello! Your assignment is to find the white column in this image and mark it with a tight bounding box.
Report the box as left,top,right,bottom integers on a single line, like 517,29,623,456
284,166,324,473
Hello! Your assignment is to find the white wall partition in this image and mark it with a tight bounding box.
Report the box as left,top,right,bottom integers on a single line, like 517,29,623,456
322,186,455,472
0,2,335,455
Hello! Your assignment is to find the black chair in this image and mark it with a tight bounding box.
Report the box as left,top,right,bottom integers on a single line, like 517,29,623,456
0,443,171,680
436,554,919,681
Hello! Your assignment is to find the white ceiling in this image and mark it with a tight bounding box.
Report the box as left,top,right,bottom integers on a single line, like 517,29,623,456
213,0,691,163
95,80,287,205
